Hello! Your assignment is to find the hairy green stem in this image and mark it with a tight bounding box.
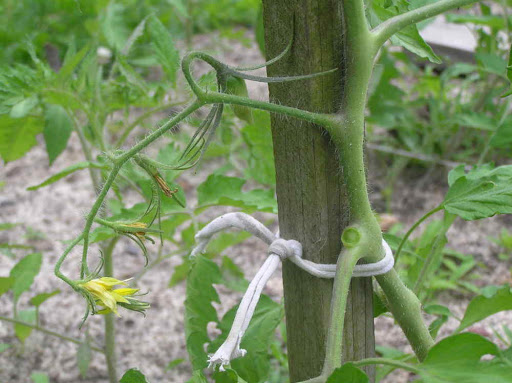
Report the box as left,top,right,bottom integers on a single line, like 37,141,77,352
371,0,480,50
115,101,188,148
353,357,421,374
181,52,332,127
103,238,118,383
394,206,443,263
81,166,121,278
322,242,367,375
76,103,202,279
376,270,434,360
55,233,85,287
319,0,436,370
0,315,104,353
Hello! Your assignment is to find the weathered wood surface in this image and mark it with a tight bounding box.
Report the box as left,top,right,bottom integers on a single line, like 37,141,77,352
262,1,375,381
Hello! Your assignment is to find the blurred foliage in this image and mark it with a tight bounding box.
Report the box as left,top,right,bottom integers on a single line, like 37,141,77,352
367,2,512,167
0,0,260,66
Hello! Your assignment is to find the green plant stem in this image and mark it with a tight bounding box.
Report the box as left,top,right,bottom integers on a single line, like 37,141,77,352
205,91,332,126
0,315,104,353
115,101,188,148
181,52,332,127
81,166,121,278
73,102,203,279
413,213,456,296
372,0,480,50
394,206,443,263
316,0,436,369
55,233,85,287
322,244,366,375
352,357,421,374
103,238,118,383
477,96,511,165
117,102,202,163
69,111,101,191
375,270,434,360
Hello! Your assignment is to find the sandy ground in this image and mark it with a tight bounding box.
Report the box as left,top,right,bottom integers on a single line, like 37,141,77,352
1,31,511,383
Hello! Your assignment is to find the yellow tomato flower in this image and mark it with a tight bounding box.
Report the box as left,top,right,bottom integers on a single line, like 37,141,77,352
79,277,149,316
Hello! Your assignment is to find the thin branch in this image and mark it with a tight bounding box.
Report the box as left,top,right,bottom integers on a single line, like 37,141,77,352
353,357,421,374
0,315,105,353
366,143,467,169
372,0,479,51
115,101,188,148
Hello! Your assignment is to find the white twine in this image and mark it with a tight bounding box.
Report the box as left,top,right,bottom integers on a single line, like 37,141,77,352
191,212,394,371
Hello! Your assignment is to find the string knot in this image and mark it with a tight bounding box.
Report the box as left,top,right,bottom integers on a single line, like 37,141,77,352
268,238,302,260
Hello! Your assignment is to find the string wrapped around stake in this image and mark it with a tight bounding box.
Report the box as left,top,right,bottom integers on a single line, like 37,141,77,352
190,212,394,371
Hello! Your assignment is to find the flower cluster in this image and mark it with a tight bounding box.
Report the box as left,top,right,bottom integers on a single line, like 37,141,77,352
79,277,149,317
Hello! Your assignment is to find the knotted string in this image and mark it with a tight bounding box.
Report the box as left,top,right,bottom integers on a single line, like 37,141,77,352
190,212,394,371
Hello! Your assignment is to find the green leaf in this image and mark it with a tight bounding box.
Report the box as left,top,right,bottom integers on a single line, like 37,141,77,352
57,44,90,84
208,295,284,382
147,15,179,84
456,285,512,333
226,76,252,123
120,368,150,383
456,113,497,131
29,289,60,307
447,164,512,187
443,165,512,220
185,256,222,370
43,104,73,164
10,95,39,118
375,346,413,381
221,256,249,292
197,174,277,213
368,0,441,64
88,226,116,244
207,231,252,255
15,308,37,342
475,52,507,78
169,259,190,287
241,110,275,186
507,43,512,83
187,371,209,383
423,333,498,364
0,114,43,163
117,56,149,94
326,363,369,382
27,161,106,190
445,13,508,29
167,0,188,18
165,358,185,371
77,338,92,378
213,368,248,383
419,334,512,382
30,372,50,383
213,369,239,383
159,214,191,241
101,2,130,51
255,5,265,55
0,343,11,353
373,291,389,317
490,116,512,149
0,277,14,296
424,304,452,339
10,253,42,300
